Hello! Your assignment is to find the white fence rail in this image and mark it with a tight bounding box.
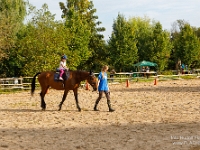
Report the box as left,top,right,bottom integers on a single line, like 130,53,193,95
0,72,199,90
0,77,38,90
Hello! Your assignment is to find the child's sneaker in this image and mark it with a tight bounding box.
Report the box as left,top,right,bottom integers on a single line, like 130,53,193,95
59,77,63,80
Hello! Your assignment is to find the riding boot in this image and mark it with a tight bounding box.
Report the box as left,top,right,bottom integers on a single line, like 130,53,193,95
94,98,100,111
107,99,115,112
105,92,115,112
94,92,103,111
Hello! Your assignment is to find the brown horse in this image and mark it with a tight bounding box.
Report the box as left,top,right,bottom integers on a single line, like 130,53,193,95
31,70,97,111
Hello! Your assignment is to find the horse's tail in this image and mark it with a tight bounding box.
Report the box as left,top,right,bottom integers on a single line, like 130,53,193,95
31,72,41,96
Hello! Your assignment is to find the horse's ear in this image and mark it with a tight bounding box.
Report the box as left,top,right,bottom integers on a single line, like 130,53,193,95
90,70,94,76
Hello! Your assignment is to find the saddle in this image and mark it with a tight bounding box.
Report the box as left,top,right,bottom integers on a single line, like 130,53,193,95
54,69,70,81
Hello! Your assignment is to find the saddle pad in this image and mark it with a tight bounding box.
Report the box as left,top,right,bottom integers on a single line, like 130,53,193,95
54,73,60,81
54,71,70,81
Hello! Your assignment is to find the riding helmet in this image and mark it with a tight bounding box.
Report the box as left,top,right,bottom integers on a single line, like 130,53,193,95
61,54,67,59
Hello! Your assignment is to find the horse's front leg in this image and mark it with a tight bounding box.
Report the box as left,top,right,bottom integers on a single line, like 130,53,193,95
58,90,69,111
73,88,81,111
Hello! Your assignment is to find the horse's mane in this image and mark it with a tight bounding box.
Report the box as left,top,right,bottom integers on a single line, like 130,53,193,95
70,70,88,73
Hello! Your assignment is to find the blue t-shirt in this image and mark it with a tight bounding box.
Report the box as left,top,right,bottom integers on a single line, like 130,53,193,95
98,72,109,91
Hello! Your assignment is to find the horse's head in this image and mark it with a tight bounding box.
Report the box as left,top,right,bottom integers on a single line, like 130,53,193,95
87,70,97,91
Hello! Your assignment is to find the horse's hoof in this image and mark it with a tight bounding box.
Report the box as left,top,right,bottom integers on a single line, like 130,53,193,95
58,106,61,111
78,109,81,112
42,108,46,111
109,109,115,112
94,109,99,111
58,104,62,111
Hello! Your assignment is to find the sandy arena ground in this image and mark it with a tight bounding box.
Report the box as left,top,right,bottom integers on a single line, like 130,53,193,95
1,79,200,150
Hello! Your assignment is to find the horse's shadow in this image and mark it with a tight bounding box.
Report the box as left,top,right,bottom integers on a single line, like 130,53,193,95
0,108,108,113
0,109,48,113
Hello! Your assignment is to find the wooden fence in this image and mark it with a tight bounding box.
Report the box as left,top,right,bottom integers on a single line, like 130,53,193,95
0,77,38,90
0,71,199,90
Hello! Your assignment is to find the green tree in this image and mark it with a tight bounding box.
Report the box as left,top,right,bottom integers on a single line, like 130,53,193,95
129,17,172,71
86,32,107,71
60,0,107,71
129,16,153,61
0,0,26,76
108,14,138,72
59,0,94,69
193,27,200,39
14,4,69,76
0,0,26,59
82,1,107,71
150,22,173,70
174,24,200,68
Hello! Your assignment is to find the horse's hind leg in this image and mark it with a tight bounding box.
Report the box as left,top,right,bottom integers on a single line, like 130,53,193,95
40,86,49,110
40,92,46,110
58,90,69,111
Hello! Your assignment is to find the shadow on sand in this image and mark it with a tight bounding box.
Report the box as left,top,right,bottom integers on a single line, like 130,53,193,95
112,85,200,93
1,122,200,150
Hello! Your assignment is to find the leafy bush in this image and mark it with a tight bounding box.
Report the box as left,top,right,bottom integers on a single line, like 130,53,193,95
159,70,174,75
